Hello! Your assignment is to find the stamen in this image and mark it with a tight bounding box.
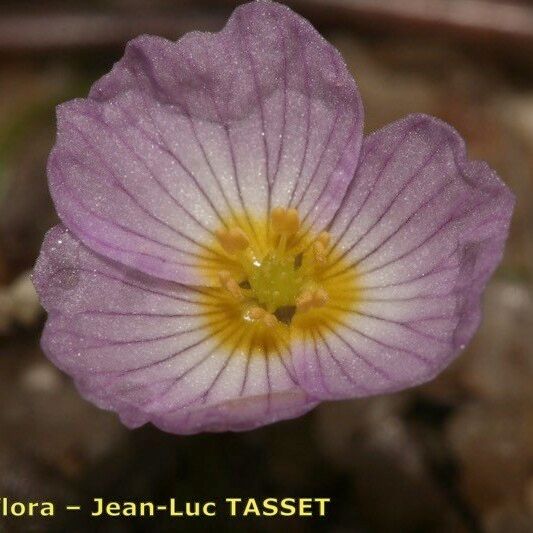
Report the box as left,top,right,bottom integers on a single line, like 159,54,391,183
249,306,278,327
215,227,250,255
262,312,278,328
296,287,329,313
317,231,331,248
218,270,244,300
315,288,329,306
249,306,265,320
271,207,300,235
313,242,327,264
312,231,331,264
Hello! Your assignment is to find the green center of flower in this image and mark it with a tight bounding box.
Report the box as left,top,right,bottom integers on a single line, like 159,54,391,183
247,251,304,312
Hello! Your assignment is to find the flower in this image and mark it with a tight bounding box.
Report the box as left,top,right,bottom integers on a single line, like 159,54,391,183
33,0,514,434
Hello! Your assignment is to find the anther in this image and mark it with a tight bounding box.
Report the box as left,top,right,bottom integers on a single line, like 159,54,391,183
313,241,327,264
262,312,278,328
317,231,331,248
249,306,265,320
296,287,329,313
249,306,278,327
215,227,250,255
312,231,331,264
314,288,329,306
271,207,300,235
218,270,244,300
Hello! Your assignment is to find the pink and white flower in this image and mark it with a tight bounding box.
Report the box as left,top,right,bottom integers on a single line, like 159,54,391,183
33,1,514,434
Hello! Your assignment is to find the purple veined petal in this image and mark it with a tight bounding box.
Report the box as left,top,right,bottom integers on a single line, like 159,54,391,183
49,0,363,285
33,226,318,434
292,114,515,399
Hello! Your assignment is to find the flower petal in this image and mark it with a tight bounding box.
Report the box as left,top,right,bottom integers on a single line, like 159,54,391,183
294,114,515,398
49,0,363,285
33,226,317,433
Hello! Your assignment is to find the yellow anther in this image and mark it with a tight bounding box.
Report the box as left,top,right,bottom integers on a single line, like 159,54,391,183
218,270,231,285
312,231,331,264
313,241,327,264
285,208,300,234
314,287,329,306
296,287,329,313
271,207,286,229
295,291,312,312
262,312,278,328
317,231,331,248
271,207,300,235
249,306,278,327
218,270,244,301
215,227,249,255
249,306,266,320
226,279,244,300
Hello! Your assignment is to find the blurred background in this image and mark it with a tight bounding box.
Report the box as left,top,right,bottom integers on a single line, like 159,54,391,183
0,1,532,531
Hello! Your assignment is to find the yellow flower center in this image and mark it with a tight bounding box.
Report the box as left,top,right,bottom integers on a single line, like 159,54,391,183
199,208,359,356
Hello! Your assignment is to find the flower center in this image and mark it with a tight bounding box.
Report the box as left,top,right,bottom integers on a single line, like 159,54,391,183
247,250,303,311
200,208,358,356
